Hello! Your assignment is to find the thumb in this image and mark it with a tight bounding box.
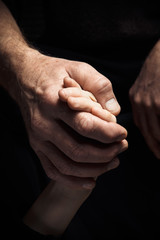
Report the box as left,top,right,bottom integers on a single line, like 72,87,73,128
69,62,121,116
93,76,121,116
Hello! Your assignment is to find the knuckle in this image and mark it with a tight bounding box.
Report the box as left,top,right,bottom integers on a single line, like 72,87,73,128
138,94,151,108
68,143,89,163
58,163,73,176
131,93,142,105
133,94,141,104
42,161,58,180
42,86,55,104
76,113,94,136
69,144,83,162
95,77,113,95
144,98,152,108
72,61,91,75
130,91,153,109
77,61,90,70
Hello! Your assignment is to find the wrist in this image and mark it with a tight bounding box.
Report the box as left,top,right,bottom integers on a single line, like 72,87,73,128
23,181,92,237
0,44,40,104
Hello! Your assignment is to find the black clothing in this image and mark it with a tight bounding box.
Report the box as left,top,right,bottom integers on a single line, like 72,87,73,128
1,1,160,239
3,0,160,61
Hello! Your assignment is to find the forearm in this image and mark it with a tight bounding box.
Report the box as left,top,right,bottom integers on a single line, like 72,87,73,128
0,1,27,53
0,1,37,102
23,181,91,237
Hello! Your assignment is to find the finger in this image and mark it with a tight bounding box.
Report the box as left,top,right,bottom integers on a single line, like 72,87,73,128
59,111,127,143
144,105,160,158
63,76,81,88
59,87,97,102
36,151,96,190
69,63,121,115
129,91,141,127
92,106,117,123
47,120,128,163
67,97,116,122
41,141,120,177
134,102,160,158
67,96,101,111
146,104,160,142
64,76,97,102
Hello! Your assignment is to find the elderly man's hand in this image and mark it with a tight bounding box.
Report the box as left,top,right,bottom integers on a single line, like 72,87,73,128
17,49,128,189
129,40,160,159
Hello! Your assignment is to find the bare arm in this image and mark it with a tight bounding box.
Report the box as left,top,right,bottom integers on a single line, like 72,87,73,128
23,180,92,237
0,1,128,236
129,39,160,158
0,0,127,189
24,73,124,237
0,0,34,101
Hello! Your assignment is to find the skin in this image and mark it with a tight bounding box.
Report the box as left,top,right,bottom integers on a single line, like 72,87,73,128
23,180,93,237
58,76,126,175
24,80,123,237
0,1,128,190
129,40,160,159
0,2,128,235
59,76,117,123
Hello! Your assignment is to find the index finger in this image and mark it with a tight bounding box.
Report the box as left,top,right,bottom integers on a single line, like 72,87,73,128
60,110,127,143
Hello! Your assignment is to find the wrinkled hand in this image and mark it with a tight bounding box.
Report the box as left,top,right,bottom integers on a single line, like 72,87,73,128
18,49,128,189
129,40,160,159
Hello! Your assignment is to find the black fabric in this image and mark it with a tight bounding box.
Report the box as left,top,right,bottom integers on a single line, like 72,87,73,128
3,0,160,60
1,1,160,239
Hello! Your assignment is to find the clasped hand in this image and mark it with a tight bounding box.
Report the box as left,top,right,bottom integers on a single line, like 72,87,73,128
130,40,160,159
17,49,128,189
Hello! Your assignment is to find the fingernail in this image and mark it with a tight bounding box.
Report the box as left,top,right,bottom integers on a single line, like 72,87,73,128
105,98,119,112
111,114,117,123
